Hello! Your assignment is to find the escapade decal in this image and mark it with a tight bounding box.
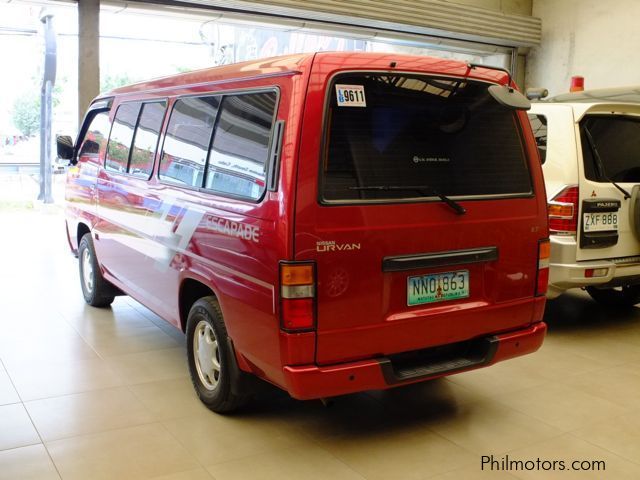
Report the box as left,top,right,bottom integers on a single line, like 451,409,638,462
153,201,260,271
205,216,260,243
335,84,367,107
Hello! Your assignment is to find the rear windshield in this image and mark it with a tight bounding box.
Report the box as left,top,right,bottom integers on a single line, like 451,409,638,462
321,73,532,202
581,115,640,183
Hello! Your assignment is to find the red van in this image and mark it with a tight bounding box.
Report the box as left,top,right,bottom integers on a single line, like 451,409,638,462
59,52,549,412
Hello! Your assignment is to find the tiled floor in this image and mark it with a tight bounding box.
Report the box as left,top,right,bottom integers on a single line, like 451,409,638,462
1,208,640,479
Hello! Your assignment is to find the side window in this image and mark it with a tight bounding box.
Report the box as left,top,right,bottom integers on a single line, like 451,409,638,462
159,96,220,187
205,92,277,200
78,111,111,162
130,102,166,178
528,114,547,164
106,103,141,173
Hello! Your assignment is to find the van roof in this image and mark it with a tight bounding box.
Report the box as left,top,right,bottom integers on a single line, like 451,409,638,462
101,52,510,98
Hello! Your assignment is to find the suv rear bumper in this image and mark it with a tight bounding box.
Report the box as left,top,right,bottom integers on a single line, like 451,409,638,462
548,235,640,298
282,322,546,400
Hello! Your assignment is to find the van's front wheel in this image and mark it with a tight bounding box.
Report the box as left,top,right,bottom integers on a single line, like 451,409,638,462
186,297,247,413
78,234,116,307
586,285,640,308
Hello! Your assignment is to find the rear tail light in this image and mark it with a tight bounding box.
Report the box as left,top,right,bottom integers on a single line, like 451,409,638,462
548,186,579,234
536,239,550,296
280,262,316,331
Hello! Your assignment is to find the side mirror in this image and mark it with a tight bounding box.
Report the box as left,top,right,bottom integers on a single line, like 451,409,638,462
488,85,531,110
56,135,74,162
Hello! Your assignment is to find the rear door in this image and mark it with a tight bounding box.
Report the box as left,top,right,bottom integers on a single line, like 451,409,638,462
574,105,640,261
295,62,547,365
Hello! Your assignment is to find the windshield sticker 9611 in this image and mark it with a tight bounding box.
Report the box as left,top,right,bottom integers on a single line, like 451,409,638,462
336,84,366,107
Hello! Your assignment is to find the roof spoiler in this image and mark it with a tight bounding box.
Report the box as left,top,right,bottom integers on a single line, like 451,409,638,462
466,63,531,110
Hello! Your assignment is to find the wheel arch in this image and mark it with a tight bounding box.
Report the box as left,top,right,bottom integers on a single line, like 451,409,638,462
178,276,218,333
77,222,91,247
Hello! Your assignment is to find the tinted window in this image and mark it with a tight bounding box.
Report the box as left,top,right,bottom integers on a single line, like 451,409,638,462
581,116,640,182
160,96,220,187
78,111,111,161
106,103,140,173
205,92,277,200
130,102,166,178
528,114,547,164
322,74,531,202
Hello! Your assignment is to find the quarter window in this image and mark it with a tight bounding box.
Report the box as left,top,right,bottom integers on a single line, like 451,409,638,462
528,114,547,164
159,96,220,188
106,103,140,173
205,92,277,200
78,111,111,161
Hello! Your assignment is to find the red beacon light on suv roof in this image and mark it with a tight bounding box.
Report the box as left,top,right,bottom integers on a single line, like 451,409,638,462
570,76,585,92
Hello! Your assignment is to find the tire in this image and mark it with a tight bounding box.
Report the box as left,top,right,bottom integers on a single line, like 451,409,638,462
186,297,248,413
586,285,640,308
78,234,116,307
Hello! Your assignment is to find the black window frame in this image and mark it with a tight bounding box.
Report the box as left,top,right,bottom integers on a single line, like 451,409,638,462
104,99,168,180
318,71,534,206
528,113,547,165
76,109,112,162
157,87,281,204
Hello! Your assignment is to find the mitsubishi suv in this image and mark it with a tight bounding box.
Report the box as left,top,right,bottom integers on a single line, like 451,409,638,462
529,87,640,306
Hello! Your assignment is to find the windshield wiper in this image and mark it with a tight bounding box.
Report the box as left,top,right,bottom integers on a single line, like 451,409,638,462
583,126,631,200
350,185,466,215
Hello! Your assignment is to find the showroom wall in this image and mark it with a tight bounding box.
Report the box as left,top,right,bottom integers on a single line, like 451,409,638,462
451,0,534,87
527,0,640,95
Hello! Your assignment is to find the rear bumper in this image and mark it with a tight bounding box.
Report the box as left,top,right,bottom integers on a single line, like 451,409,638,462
548,235,640,298
282,321,547,400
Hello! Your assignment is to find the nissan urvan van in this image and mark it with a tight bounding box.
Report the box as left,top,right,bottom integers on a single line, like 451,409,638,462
529,87,640,306
59,52,549,412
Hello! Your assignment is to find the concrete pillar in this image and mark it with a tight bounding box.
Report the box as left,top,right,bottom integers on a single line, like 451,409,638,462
78,0,100,124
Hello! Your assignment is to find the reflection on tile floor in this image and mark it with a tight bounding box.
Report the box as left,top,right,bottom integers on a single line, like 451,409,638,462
1,210,640,479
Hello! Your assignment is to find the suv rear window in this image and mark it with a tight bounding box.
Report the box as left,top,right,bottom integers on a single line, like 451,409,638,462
321,73,532,202
581,115,640,183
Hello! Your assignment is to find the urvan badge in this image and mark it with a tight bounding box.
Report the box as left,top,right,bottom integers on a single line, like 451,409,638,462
335,84,366,107
316,240,361,252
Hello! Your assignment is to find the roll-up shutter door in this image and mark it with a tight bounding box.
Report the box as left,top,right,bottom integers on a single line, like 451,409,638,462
174,0,541,47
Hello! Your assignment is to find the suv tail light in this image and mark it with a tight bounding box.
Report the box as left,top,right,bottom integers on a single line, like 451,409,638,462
280,262,316,331
536,239,550,296
548,186,579,234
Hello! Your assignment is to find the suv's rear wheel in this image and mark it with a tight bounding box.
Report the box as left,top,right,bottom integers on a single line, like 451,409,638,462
586,285,640,308
78,234,116,307
186,297,248,413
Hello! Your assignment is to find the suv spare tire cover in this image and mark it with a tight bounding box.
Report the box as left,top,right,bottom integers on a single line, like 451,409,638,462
629,185,640,241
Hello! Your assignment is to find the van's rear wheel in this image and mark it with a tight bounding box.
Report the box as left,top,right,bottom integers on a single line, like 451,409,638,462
78,234,116,307
586,285,640,308
186,297,248,413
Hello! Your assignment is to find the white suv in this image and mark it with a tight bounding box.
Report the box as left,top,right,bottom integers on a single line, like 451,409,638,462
529,87,640,306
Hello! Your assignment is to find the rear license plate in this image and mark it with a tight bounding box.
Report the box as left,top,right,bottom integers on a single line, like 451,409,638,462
407,270,469,306
583,212,618,232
